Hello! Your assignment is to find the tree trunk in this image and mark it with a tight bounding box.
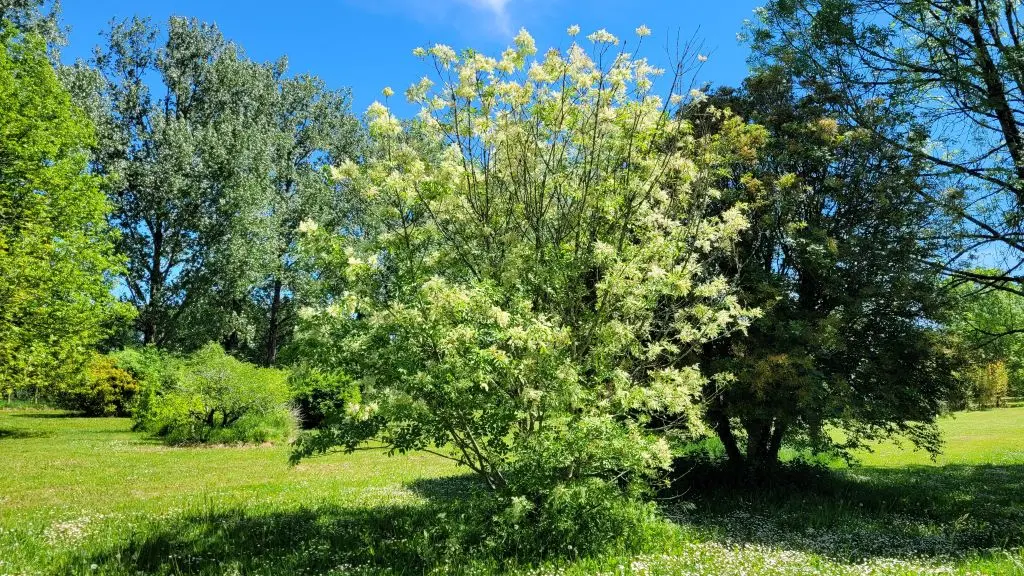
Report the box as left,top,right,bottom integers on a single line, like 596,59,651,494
744,418,785,473
143,225,163,345
712,409,745,468
745,420,771,463
142,315,156,345
766,421,787,466
962,7,1024,206
222,329,239,352
264,277,282,366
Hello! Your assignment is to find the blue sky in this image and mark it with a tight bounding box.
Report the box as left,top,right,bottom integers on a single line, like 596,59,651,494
59,0,764,114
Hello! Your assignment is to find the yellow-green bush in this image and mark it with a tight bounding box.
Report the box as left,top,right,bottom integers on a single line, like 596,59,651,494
54,354,140,416
971,361,1009,408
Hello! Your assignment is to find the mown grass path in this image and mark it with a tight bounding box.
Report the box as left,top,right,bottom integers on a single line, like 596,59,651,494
1,408,1022,575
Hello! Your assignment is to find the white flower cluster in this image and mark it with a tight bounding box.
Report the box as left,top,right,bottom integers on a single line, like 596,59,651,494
297,218,318,234
587,28,619,45
364,101,401,138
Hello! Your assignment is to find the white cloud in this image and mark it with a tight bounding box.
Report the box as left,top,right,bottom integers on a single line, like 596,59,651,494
462,0,511,12
347,0,519,38
454,0,513,34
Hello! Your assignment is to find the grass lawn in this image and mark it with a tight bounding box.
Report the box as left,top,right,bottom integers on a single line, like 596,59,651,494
0,407,1022,575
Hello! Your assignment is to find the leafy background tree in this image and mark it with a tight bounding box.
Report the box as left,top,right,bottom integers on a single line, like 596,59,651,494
78,16,281,349
689,67,962,471
254,74,361,365
68,17,360,358
0,22,129,398
948,271,1024,403
0,0,64,52
748,0,1024,296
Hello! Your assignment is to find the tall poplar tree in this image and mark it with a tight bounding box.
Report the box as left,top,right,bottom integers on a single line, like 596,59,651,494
81,16,280,348
73,17,360,356
256,74,359,365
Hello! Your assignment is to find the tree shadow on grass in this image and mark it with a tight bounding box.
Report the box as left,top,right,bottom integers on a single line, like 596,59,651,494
61,503,453,575
0,426,52,439
667,460,1024,564
55,476,510,576
8,412,84,419
58,461,1024,574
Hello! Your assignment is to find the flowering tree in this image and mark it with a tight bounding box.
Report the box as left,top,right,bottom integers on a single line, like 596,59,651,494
292,27,765,497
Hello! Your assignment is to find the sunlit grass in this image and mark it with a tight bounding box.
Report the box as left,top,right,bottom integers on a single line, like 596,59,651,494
0,407,1021,575
854,406,1024,467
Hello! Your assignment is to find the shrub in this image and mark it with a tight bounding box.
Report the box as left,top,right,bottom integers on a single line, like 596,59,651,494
971,361,1010,408
483,478,667,560
109,347,181,421
134,344,295,444
53,354,140,416
384,477,669,566
109,347,180,390
288,365,356,429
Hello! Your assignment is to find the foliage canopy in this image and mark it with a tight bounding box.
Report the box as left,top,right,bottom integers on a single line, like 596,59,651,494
0,23,129,396
292,28,766,497
694,68,961,470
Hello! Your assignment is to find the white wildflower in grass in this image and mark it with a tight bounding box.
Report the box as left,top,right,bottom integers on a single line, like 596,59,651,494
567,24,580,36
412,46,426,58
636,24,651,37
689,88,707,103
44,516,94,544
381,86,394,98
698,53,709,62
587,28,619,44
